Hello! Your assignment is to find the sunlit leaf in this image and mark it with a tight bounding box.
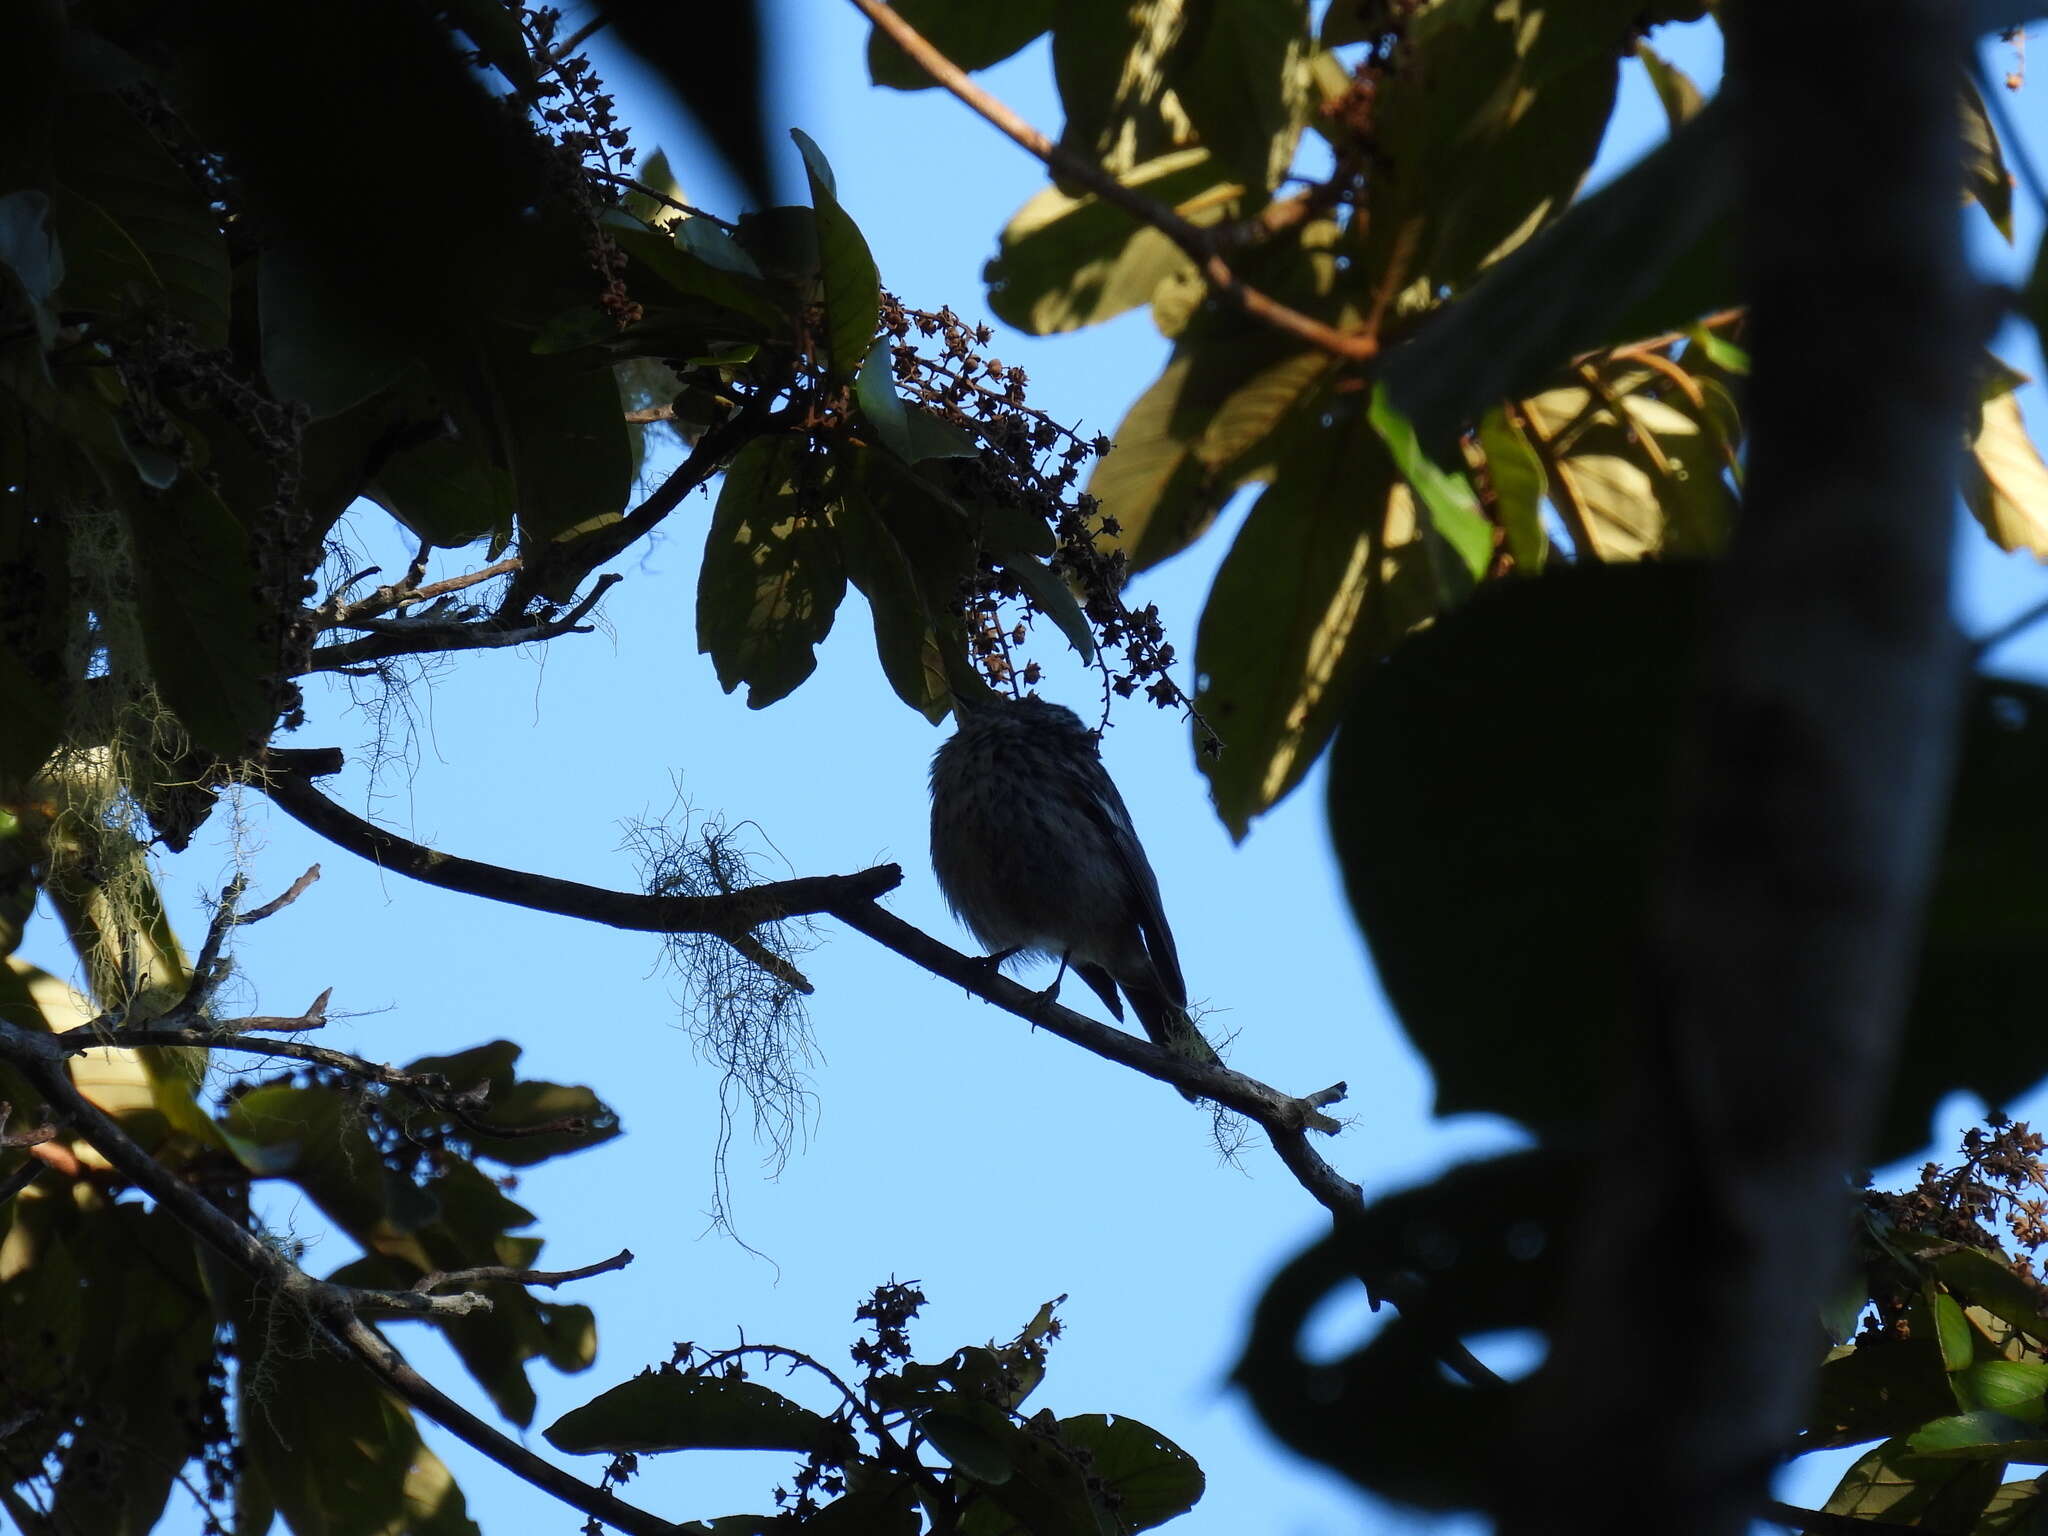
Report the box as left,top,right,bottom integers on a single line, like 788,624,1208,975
1195,400,1434,837
1368,384,1491,580
697,434,846,708
986,149,1239,335
1962,74,2016,241
791,129,880,380
1964,388,2048,559
1089,339,1332,572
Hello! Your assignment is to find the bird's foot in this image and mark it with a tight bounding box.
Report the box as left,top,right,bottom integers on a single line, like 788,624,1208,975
1027,953,1073,1021
961,945,1025,987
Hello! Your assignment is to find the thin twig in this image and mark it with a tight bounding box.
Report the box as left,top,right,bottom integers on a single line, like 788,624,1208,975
328,558,524,627
848,0,1380,361
236,865,322,926
0,1017,675,1536
1515,401,1603,562
307,574,621,672
414,1248,634,1293
0,1160,43,1206
500,390,777,614
1972,591,2048,659
826,899,1363,1220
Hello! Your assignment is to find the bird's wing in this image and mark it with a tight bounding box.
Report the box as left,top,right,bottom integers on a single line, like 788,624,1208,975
1070,764,1187,1010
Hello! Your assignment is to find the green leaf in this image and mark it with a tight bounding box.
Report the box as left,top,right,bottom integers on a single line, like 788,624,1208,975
1326,563,1708,1134
837,469,953,721
1477,405,1547,571
1959,1361,2048,1423
48,1207,216,1536
241,1307,479,1536
402,1039,623,1166
1978,1479,2048,1533
1328,562,2048,1159
920,1402,1018,1483
0,619,65,786
445,0,539,94
1380,99,1738,452
1634,40,1705,130
1054,1414,1203,1532
545,1370,848,1455
985,148,1238,335
1964,388,2048,559
677,214,766,280
1934,1289,1978,1373
1962,74,2016,241
1051,0,1186,175
791,129,880,380
1361,0,1624,294
499,348,634,549
1194,398,1433,838
867,0,1055,89
1934,1248,2048,1349
957,1413,1119,1536
904,405,981,462
1368,383,1491,580
697,434,847,708
55,92,229,348
1088,339,1333,572
856,337,916,461
1822,1438,2004,1531
596,206,786,329
1518,359,1738,561
123,476,277,754
1911,1410,2048,1460
367,410,516,548
1001,552,1095,662
1167,0,1312,190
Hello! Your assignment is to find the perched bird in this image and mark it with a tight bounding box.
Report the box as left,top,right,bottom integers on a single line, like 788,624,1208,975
929,693,1220,1096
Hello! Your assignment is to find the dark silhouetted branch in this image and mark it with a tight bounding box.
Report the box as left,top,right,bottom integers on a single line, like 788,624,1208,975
1507,3,1975,1532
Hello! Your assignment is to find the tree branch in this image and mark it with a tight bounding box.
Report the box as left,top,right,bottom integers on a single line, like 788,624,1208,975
413,1248,634,1294
305,575,621,673
848,0,1380,362
257,765,904,936
0,1018,678,1536
249,763,1360,1223
502,394,777,614
826,898,1365,1223
1506,2,1975,1530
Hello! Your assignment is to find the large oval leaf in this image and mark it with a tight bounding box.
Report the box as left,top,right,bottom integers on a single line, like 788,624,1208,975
545,1371,846,1456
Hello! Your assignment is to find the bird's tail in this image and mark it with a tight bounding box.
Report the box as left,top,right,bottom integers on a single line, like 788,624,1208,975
1124,976,1220,1101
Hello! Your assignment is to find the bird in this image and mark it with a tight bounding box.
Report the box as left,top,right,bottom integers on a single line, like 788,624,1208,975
928,692,1220,1097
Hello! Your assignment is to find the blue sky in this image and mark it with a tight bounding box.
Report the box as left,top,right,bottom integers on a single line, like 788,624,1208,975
27,8,2048,1535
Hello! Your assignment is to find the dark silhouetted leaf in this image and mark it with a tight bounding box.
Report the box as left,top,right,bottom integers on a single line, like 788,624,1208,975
546,1371,846,1455
123,477,277,754
792,129,879,381
1380,99,1738,453
867,0,1055,89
